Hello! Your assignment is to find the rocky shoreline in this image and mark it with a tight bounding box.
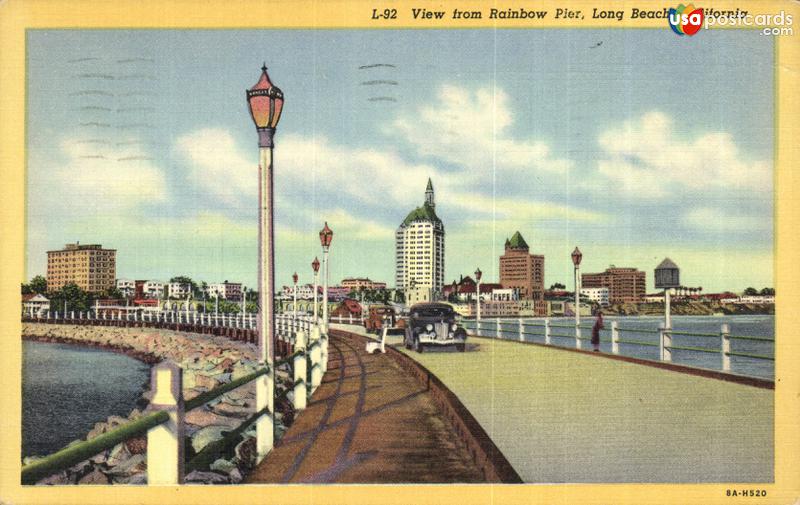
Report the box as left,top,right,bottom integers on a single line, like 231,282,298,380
22,323,294,485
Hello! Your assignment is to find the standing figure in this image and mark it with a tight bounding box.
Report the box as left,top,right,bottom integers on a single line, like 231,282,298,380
592,311,604,352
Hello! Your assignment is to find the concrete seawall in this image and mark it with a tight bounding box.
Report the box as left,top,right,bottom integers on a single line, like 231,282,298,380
22,323,292,485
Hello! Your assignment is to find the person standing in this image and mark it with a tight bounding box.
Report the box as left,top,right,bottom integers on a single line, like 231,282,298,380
592,311,604,352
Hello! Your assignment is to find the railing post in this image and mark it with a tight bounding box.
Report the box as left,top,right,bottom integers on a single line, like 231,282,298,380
721,323,731,371
575,319,582,349
496,318,501,339
320,325,329,374
544,318,551,345
255,366,274,462
659,322,672,362
147,361,184,485
70,311,74,320
293,330,307,410
349,313,353,325
518,318,524,342
309,325,322,390
611,321,619,355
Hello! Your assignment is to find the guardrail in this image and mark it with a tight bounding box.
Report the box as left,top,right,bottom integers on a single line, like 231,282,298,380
462,318,774,379
21,313,328,485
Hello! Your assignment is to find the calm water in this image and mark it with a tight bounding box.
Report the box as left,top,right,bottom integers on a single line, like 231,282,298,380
22,341,151,457
463,315,775,380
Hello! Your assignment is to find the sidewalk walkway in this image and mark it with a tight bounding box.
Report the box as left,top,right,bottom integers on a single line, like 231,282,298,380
245,332,487,483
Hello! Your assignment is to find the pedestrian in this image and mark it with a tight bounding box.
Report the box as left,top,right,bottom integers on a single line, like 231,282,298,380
592,311,604,352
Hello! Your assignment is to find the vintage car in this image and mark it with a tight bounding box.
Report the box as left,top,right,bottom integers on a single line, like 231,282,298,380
403,302,467,352
364,305,396,334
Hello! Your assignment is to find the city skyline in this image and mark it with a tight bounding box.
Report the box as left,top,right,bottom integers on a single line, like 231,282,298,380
25,29,774,292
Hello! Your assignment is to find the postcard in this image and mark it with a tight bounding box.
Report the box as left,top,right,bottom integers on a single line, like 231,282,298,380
1,0,798,504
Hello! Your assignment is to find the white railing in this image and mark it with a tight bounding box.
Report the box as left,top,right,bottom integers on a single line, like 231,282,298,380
462,317,774,378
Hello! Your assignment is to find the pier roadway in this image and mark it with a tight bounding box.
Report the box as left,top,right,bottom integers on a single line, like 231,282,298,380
390,334,773,483
246,331,492,483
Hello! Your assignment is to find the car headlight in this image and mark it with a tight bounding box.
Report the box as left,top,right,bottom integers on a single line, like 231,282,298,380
425,324,433,332
451,323,458,331
449,332,454,338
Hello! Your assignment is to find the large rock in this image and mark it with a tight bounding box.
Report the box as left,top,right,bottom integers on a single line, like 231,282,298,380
185,470,229,484
212,402,253,419
191,425,229,453
105,454,146,477
185,408,240,430
78,468,110,485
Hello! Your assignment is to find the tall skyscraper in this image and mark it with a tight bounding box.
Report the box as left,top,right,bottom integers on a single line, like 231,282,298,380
499,231,546,316
46,243,116,293
395,179,445,295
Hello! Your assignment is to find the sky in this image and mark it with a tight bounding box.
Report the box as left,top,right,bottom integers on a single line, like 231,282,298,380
25,28,774,293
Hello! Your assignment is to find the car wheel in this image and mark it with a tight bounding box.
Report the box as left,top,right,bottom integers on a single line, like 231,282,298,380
456,343,466,352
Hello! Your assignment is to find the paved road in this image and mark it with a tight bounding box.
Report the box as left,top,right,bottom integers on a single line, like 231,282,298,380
246,332,487,483
393,334,774,483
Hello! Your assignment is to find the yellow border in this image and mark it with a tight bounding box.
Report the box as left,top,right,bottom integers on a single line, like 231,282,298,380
1,1,798,503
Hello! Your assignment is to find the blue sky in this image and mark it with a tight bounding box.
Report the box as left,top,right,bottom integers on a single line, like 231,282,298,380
25,28,774,292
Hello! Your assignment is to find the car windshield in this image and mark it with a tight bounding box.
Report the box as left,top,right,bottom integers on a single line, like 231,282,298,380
415,307,453,318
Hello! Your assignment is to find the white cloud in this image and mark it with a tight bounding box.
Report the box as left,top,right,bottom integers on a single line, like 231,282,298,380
683,207,769,232
45,137,167,211
596,111,771,198
174,128,256,207
392,84,573,175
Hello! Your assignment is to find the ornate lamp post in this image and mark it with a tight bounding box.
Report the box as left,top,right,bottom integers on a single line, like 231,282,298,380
312,257,320,323
474,268,482,322
319,222,333,327
292,272,299,318
572,247,583,349
247,63,284,461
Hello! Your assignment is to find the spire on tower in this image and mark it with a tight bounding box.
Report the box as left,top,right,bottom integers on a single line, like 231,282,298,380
425,178,435,208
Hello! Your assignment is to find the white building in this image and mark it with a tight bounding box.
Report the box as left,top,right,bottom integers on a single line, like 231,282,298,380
23,293,50,316
281,284,318,300
116,278,135,297
168,282,191,299
207,281,243,301
580,286,610,306
142,280,164,299
395,179,445,296
491,288,517,301
405,285,433,306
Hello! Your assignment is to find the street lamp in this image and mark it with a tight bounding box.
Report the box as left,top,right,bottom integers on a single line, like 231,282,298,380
247,63,284,461
319,222,333,327
312,257,320,323
571,247,583,349
474,267,482,322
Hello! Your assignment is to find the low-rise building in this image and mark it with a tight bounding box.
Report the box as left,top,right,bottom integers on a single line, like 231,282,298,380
142,280,164,299
580,287,610,306
22,293,50,316
168,282,191,299
341,277,388,291
735,295,775,305
207,281,243,301
471,300,520,318
116,278,135,297
281,284,319,300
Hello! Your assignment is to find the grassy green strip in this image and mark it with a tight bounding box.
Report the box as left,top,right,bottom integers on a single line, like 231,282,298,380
185,367,269,412
184,407,269,474
21,411,169,485
725,351,774,361
665,345,719,354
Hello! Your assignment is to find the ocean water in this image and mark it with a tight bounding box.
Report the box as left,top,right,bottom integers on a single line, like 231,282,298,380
464,315,775,380
22,341,151,457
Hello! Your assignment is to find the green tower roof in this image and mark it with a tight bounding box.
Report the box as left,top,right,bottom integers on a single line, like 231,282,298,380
402,203,441,226
507,231,529,250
